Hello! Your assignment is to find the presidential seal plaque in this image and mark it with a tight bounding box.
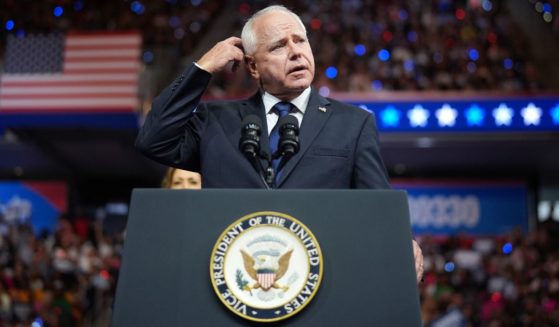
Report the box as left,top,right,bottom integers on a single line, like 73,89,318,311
210,211,323,323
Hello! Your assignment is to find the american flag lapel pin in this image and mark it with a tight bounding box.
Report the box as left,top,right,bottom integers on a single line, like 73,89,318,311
318,106,327,112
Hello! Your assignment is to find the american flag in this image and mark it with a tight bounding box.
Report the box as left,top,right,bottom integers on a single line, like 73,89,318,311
0,32,141,112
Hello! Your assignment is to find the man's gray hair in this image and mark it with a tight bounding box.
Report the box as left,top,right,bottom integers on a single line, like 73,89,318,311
241,5,307,55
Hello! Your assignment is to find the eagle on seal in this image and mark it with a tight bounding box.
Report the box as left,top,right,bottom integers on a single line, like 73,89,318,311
240,249,293,292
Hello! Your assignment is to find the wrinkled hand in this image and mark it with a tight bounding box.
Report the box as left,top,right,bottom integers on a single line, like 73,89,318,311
196,37,244,74
412,239,424,283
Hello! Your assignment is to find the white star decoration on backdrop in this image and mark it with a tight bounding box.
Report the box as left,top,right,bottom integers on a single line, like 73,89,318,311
492,103,514,126
407,104,430,127
435,104,457,127
355,101,554,129
520,102,542,126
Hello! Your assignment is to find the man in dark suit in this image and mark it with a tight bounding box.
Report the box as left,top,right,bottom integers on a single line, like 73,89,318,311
136,5,424,280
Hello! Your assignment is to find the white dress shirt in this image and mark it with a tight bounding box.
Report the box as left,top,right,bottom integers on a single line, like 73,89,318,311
262,87,311,135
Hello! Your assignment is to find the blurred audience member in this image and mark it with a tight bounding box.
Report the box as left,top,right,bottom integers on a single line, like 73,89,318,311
161,167,202,190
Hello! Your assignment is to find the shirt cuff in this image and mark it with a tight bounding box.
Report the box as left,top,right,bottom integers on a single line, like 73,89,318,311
193,62,210,73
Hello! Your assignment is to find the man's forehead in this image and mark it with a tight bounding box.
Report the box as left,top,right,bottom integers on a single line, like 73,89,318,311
264,28,306,43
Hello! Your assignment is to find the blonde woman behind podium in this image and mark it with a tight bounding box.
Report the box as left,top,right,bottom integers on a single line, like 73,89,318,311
161,168,201,190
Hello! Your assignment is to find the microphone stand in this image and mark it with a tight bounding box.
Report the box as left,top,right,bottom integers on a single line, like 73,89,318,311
263,155,275,188
251,153,273,190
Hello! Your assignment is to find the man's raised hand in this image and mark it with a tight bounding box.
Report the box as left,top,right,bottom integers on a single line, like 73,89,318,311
196,37,244,74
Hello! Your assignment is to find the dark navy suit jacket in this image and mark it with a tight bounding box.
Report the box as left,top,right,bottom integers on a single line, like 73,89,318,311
136,64,390,189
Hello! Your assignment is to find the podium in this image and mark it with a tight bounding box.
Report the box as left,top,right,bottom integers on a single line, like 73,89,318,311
113,189,421,326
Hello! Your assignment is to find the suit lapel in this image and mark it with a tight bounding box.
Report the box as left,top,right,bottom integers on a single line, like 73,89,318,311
239,92,265,121
277,89,331,187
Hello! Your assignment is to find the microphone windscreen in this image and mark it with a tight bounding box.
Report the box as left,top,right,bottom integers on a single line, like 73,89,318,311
242,114,263,130
278,115,299,130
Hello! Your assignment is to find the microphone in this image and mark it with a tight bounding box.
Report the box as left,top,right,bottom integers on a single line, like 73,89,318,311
278,115,300,158
239,115,262,158
239,115,273,189
273,115,299,172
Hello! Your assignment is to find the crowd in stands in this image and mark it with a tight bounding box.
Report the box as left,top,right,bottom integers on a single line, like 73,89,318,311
2,0,551,99
0,217,122,326
0,0,227,58
419,222,559,326
1,214,558,326
210,0,544,97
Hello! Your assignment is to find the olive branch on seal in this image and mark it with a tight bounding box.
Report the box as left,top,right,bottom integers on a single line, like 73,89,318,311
235,269,252,295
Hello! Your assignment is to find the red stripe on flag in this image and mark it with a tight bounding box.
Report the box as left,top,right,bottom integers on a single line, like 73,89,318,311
65,44,142,51
66,30,141,36
0,108,138,114
1,81,137,87
63,57,139,63
61,68,139,74
0,93,136,99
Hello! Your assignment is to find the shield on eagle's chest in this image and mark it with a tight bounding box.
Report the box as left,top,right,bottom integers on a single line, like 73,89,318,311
257,270,276,290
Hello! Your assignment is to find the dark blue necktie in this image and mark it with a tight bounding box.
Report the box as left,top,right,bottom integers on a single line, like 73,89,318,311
269,102,294,175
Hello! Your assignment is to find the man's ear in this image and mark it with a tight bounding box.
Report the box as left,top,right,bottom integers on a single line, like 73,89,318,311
245,56,259,79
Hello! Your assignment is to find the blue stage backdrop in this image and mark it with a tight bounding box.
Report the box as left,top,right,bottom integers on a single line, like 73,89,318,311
339,94,559,132
392,180,528,235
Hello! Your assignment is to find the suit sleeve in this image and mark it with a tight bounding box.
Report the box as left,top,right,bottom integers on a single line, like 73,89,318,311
135,64,212,171
352,113,391,189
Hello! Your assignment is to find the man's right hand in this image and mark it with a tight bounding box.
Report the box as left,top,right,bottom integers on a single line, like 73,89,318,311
196,37,244,74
